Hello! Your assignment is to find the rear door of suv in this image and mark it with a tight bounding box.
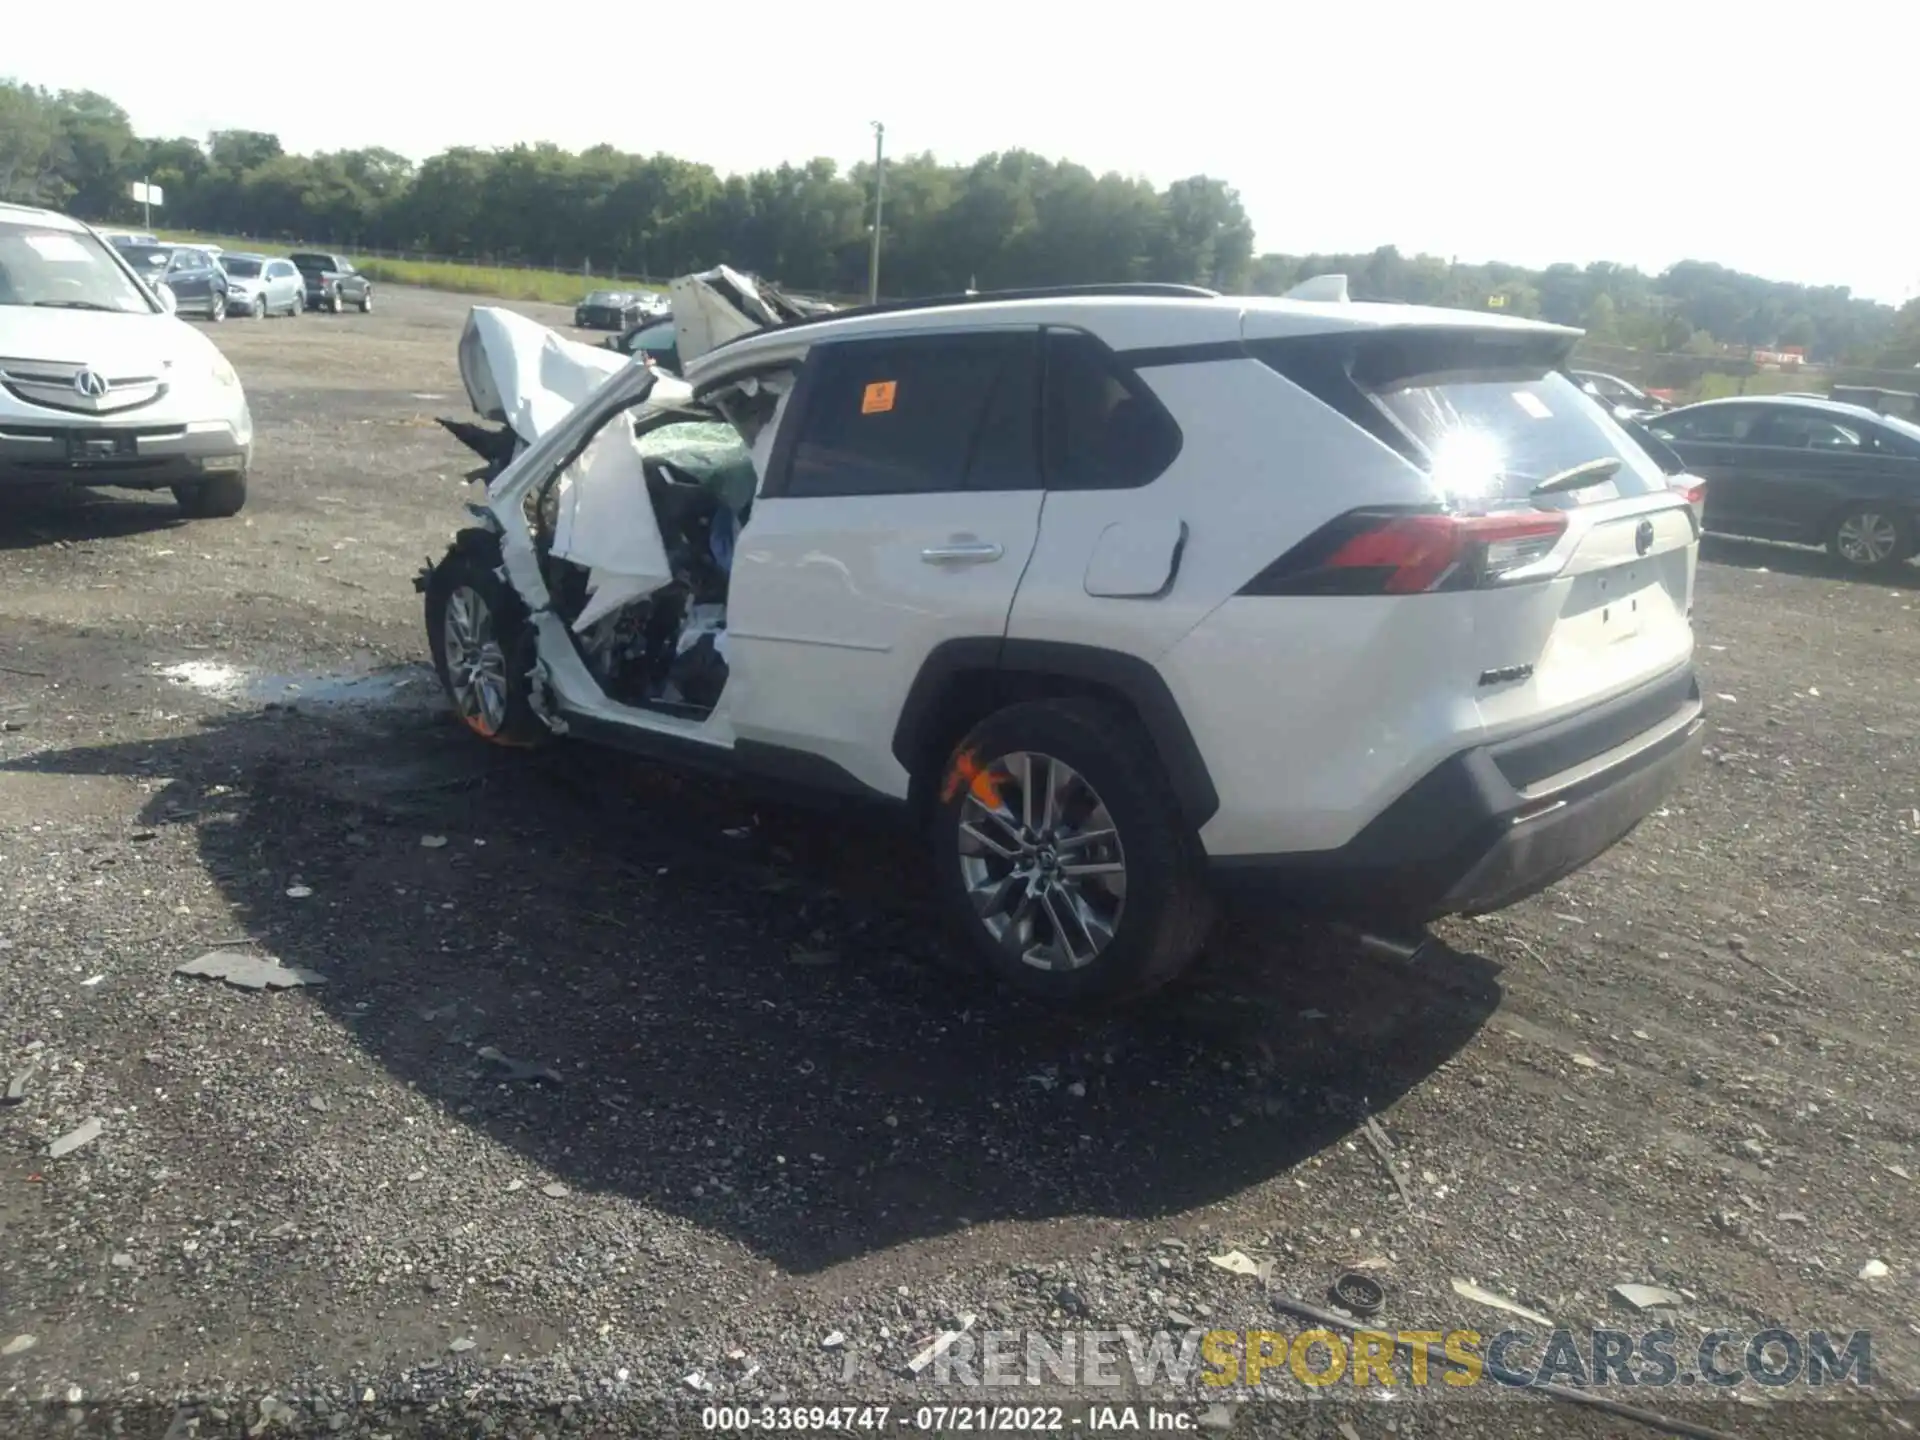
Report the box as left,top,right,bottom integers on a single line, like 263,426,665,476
723,327,1044,794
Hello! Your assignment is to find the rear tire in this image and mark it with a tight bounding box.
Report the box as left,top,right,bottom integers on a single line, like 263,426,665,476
1828,505,1912,572
929,698,1212,1005
251,296,267,320
423,531,550,748
330,291,343,314
358,288,373,313
208,291,225,323
172,471,247,518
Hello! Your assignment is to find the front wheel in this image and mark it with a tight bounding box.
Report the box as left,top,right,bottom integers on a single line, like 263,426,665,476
1828,506,1912,572
172,471,247,518
929,699,1212,1005
251,296,267,320
423,533,550,747
208,291,226,323
358,288,373,313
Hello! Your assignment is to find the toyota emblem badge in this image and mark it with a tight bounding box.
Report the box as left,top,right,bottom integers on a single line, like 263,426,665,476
1634,518,1655,556
73,368,111,399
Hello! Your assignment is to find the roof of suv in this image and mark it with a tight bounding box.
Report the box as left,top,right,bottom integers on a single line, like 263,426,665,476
683,283,1577,385
0,201,86,232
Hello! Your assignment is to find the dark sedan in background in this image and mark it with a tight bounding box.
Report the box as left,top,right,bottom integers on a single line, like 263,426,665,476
605,317,680,373
290,252,373,313
111,242,229,320
1648,396,1920,571
573,290,649,330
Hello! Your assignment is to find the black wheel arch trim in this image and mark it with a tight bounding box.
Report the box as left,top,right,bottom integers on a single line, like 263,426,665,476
891,637,1220,832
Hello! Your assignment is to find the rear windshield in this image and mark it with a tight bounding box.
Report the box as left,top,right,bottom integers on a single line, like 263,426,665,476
0,221,156,313
288,253,333,268
1376,372,1670,506
585,291,624,304
221,258,263,278
1253,331,1669,508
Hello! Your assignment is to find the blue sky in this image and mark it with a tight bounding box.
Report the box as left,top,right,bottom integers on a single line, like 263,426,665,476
11,0,1918,303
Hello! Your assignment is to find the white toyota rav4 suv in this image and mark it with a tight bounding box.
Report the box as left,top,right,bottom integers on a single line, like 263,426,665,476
422,280,1705,1003
0,202,252,517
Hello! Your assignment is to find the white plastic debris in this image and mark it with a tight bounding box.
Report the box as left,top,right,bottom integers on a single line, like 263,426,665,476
3,1334,36,1356
285,885,313,899
176,951,326,990
420,835,448,849
905,1314,977,1376
822,1330,846,1350
1859,1259,1889,1280
1208,1250,1267,1278
683,1370,713,1393
49,1117,104,1158
1612,1283,1684,1310
1450,1279,1554,1328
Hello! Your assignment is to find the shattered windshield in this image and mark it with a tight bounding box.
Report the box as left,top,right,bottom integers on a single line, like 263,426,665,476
637,420,757,515
0,221,157,312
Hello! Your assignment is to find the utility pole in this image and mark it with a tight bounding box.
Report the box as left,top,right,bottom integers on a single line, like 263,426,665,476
142,175,152,229
867,121,885,305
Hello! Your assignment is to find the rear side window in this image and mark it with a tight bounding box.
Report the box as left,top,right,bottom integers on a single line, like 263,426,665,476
1253,330,1667,507
1755,410,1864,451
1043,329,1182,490
1650,406,1764,444
784,331,1040,497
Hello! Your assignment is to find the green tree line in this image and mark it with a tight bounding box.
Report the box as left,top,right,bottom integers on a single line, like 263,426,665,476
5,79,1916,366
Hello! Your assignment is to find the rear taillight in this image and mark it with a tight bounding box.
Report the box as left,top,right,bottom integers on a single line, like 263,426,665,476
1240,508,1569,596
1670,475,1706,528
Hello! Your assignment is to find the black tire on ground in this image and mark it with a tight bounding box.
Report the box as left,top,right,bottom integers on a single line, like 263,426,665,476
422,529,551,748
1827,504,1913,572
172,471,247,518
928,697,1213,1005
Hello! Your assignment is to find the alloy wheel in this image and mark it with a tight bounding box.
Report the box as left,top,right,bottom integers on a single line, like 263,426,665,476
442,585,508,734
955,750,1127,972
1836,511,1899,567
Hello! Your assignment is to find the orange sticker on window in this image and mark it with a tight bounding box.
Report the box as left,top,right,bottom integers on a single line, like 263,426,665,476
861,380,897,414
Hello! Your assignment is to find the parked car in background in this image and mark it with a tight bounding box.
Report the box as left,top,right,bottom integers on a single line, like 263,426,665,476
289,251,373,313
606,317,680,373
574,290,646,330
1647,395,1920,571
99,230,159,247
146,245,231,321
218,254,304,318
1572,369,1671,421
0,202,252,517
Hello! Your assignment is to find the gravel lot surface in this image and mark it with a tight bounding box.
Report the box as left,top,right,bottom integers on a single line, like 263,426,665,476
2,287,1917,1438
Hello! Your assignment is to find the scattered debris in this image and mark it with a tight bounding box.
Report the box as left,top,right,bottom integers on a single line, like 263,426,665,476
176,951,327,990
420,835,448,849
3,1335,36,1357
1612,1283,1684,1311
476,1046,563,1085
1776,1211,1810,1225
905,1313,977,1376
1450,1279,1554,1329
1207,1250,1268,1279
821,1331,846,1350
1360,1115,1415,1207
1889,1165,1912,1182
448,1338,475,1353
285,885,313,899
541,1182,569,1199
1859,1259,1889,1280
3,1061,36,1106
308,1096,330,1113
683,1371,712,1393
1348,1256,1393,1271
80,974,105,987
112,1253,134,1269
48,1117,103,1158
1329,1272,1386,1318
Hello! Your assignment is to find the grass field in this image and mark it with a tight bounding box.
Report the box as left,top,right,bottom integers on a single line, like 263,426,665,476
156,230,661,305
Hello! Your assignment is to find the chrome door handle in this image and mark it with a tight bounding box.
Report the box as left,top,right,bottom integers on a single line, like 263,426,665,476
921,541,1004,564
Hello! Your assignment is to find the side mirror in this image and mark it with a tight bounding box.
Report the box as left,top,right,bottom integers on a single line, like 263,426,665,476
157,283,178,315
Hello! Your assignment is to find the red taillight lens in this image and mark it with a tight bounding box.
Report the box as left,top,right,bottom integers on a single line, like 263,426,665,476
1241,508,1569,596
1671,476,1705,507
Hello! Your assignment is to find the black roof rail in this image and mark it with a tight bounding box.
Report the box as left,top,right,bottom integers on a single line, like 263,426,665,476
706,282,1221,353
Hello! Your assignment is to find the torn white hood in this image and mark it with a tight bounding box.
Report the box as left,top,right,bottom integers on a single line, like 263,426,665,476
461,305,695,633
459,305,630,444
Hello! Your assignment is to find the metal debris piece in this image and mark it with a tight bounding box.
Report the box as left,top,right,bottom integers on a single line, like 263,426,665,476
1329,1271,1386,1317
3,1334,36,1356
80,974,105,987
541,1182,569,1199
1450,1279,1554,1328
683,1371,712,1392
1361,1115,1415,1207
1859,1259,1889,1280
905,1314,977,1376
1612,1283,1684,1311
176,951,327,990
476,1046,563,1085
822,1330,846,1349
49,1117,104,1157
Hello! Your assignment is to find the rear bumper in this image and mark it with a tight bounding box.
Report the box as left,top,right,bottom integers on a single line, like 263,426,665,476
0,419,249,491
1210,665,1705,922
